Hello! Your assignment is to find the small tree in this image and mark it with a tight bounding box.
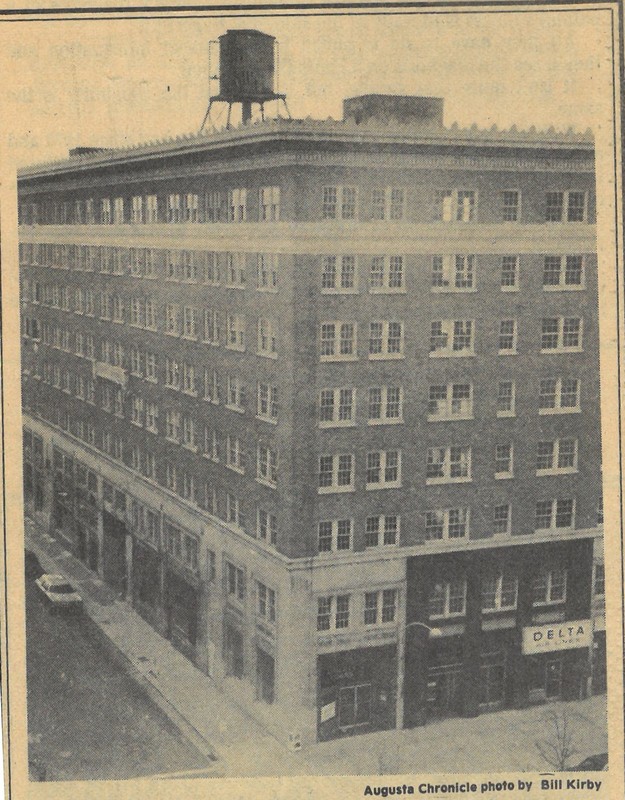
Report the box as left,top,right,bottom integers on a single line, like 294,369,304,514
535,708,579,771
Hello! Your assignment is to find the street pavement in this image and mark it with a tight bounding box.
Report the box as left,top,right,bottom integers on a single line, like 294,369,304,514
24,515,609,779
26,574,214,781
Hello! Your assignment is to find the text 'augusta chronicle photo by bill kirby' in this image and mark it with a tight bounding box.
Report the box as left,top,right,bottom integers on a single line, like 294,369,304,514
0,3,624,799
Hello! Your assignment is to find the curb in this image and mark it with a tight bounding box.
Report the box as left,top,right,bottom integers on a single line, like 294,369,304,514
25,533,221,770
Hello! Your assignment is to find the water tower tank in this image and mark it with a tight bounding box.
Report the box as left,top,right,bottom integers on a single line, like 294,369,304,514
219,29,276,101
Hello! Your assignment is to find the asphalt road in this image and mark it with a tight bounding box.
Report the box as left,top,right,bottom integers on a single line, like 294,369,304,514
26,575,213,781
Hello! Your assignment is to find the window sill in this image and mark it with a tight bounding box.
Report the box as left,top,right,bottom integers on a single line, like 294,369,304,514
319,421,357,429
256,351,278,360
320,355,358,363
426,476,472,486
428,415,474,423
431,287,477,294
256,415,278,425
226,465,245,476
540,347,583,354
367,418,403,426
368,353,405,361
202,341,220,347
321,289,359,296
225,346,246,353
498,350,518,357
494,473,513,480
543,285,586,292
318,486,355,495
500,286,519,293
496,411,516,418
369,288,406,295
536,468,578,476
429,351,476,358
256,477,277,490
366,483,402,491
539,407,581,415
225,404,245,415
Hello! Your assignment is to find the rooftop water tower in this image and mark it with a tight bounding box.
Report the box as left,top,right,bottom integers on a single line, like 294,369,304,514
199,29,289,132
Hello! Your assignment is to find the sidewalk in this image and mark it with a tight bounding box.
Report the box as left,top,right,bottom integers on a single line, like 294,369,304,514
24,516,609,778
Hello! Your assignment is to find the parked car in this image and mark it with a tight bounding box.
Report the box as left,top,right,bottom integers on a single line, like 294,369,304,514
25,550,44,580
570,753,608,771
34,574,82,613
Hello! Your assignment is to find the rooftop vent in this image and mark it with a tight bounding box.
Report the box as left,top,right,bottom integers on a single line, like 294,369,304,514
343,95,444,127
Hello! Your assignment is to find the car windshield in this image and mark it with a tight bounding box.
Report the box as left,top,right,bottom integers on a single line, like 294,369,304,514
50,583,75,594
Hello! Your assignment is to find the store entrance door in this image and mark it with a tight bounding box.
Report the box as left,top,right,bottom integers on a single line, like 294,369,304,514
426,663,463,718
545,658,563,699
225,624,244,679
529,655,563,703
337,684,372,731
480,652,506,711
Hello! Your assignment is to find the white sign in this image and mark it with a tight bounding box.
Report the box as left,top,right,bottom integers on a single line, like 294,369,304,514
522,619,593,655
320,701,336,723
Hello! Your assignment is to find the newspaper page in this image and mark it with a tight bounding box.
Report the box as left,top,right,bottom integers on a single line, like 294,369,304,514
0,3,623,800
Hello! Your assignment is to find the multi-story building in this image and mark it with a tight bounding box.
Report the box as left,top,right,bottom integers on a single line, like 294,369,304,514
19,89,604,749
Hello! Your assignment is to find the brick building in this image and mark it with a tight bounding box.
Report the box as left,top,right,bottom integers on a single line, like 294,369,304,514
19,90,604,748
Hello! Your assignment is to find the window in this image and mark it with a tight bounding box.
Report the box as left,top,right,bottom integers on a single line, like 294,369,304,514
226,493,246,530
535,499,575,530
146,402,158,433
429,320,474,356
321,255,356,292
365,515,399,547
428,383,472,421
368,386,402,423
533,568,567,605
226,253,246,287
501,191,520,222
226,435,245,472
167,194,182,223
226,314,245,351
498,320,517,354
364,589,397,625
145,352,158,382
497,381,515,417
181,251,198,282
545,191,586,222
368,321,403,359
203,426,220,461
539,377,580,414
319,388,354,426
317,519,352,552
257,582,276,623
320,322,356,360
145,195,158,223
431,255,475,291
371,187,404,220
257,383,278,421
257,253,278,290
257,318,278,357
205,192,222,223
594,564,605,597
542,255,585,289
366,450,401,488
257,444,278,486
500,255,519,290
182,307,199,340
318,454,354,493
493,504,512,536
435,189,476,222
426,446,471,483
113,197,125,224
182,416,196,450
165,358,180,389
226,562,246,603
165,409,181,442
100,198,112,224
425,508,469,540
131,196,143,224
257,509,278,545
131,396,144,427
226,375,246,410
482,572,517,611
369,256,404,291
495,443,513,478
228,189,247,222
317,595,350,631
536,439,578,474
541,317,582,351
259,186,280,221
165,303,180,336
429,579,467,618
183,194,199,223
322,186,357,220
203,309,220,345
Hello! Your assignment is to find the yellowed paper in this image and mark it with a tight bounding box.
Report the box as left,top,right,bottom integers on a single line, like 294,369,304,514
0,4,623,800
